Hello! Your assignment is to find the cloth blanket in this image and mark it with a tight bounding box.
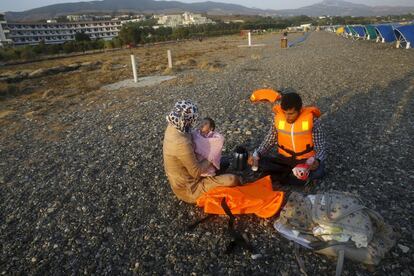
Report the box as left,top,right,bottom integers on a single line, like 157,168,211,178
197,176,285,218
191,130,224,177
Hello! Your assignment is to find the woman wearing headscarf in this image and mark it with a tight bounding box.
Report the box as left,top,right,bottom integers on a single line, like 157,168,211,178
163,100,240,203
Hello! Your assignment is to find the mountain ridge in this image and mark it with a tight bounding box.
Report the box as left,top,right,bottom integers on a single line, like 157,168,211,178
4,0,414,22
275,0,414,17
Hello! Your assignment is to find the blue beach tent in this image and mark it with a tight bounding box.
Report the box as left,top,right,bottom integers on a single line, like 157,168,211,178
394,25,414,49
344,26,351,37
352,26,366,39
364,25,378,40
375,25,397,43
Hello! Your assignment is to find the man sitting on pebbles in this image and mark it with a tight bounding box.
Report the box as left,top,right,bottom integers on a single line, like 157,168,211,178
163,100,240,203
248,92,327,185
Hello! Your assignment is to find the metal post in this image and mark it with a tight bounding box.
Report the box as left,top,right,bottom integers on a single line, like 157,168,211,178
130,54,138,83
167,50,172,69
248,32,252,47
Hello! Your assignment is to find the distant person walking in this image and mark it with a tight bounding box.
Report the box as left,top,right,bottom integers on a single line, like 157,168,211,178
163,100,239,203
281,31,288,48
248,92,327,185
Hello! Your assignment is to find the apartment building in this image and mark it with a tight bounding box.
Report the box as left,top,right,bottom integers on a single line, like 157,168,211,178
0,16,122,46
0,14,11,47
66,14,113,22
157,14,183,28
182,12,213,26
156,12,214,28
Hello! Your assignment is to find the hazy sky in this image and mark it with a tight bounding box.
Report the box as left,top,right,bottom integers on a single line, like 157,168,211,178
1,0,414,12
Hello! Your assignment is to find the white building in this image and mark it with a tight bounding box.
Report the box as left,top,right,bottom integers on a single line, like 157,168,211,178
67,14,94,22
0,18,122,46
183,12,210,25
93,15,112,21
67,14,113,22
0,15,12,47
224,19,245,24
287,23,313,32
120,18,145,25
157,12,214,28
157,14,183,28
301,23,312,29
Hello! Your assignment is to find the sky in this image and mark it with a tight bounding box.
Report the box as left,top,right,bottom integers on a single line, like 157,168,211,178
1,0,414,12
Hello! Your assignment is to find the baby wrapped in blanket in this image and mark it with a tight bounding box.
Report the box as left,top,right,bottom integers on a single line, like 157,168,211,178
191,118,224,177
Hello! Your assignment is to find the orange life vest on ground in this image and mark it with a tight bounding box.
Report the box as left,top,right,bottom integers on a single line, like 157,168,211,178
250,89,282,103
273,105,321,160
196,176,284,219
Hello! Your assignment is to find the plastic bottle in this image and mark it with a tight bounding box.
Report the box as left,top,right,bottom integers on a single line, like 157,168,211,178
252,150,259,172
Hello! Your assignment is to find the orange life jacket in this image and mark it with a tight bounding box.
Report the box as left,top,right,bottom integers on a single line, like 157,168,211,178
196,176,284,219
273,105,321,160
250,89,282,103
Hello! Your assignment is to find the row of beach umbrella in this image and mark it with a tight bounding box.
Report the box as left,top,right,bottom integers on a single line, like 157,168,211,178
324,23,414,49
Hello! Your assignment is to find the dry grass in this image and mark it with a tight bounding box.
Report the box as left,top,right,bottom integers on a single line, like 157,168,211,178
198,60,226,72
0,82,18,98
0,34,246,139
1,34,239,78
163,67,174,75
0,109,15,119
174,58,197,67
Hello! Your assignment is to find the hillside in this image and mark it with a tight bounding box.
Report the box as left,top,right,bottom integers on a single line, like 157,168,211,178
5,0,414,22
275,0,414,17
4,0,267,22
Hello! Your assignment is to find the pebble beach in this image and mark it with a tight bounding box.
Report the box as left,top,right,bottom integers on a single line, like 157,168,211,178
1,31,413,275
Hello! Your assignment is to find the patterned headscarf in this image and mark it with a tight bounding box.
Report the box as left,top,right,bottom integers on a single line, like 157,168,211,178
166,100,199,133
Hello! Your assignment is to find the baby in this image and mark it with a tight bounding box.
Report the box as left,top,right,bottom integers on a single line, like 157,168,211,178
192,118,224,177
199,117,216,138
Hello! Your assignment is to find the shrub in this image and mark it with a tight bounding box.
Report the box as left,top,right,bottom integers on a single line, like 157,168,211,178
118,23,142,45
20,47,36,60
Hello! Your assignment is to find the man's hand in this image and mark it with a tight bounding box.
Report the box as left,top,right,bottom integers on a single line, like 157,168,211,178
309,159,320,171
247,154,259,166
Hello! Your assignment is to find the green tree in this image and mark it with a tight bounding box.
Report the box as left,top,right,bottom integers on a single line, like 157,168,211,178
139,18,157,27
104,40,115,49
33,40,47,55
172,27,190,39
48,44,62,55
75,32,91,42
20,46,36,60
0,47,19,62
154,27,173,40
118,23,142,45
111,38,123,48
63,41,76,54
